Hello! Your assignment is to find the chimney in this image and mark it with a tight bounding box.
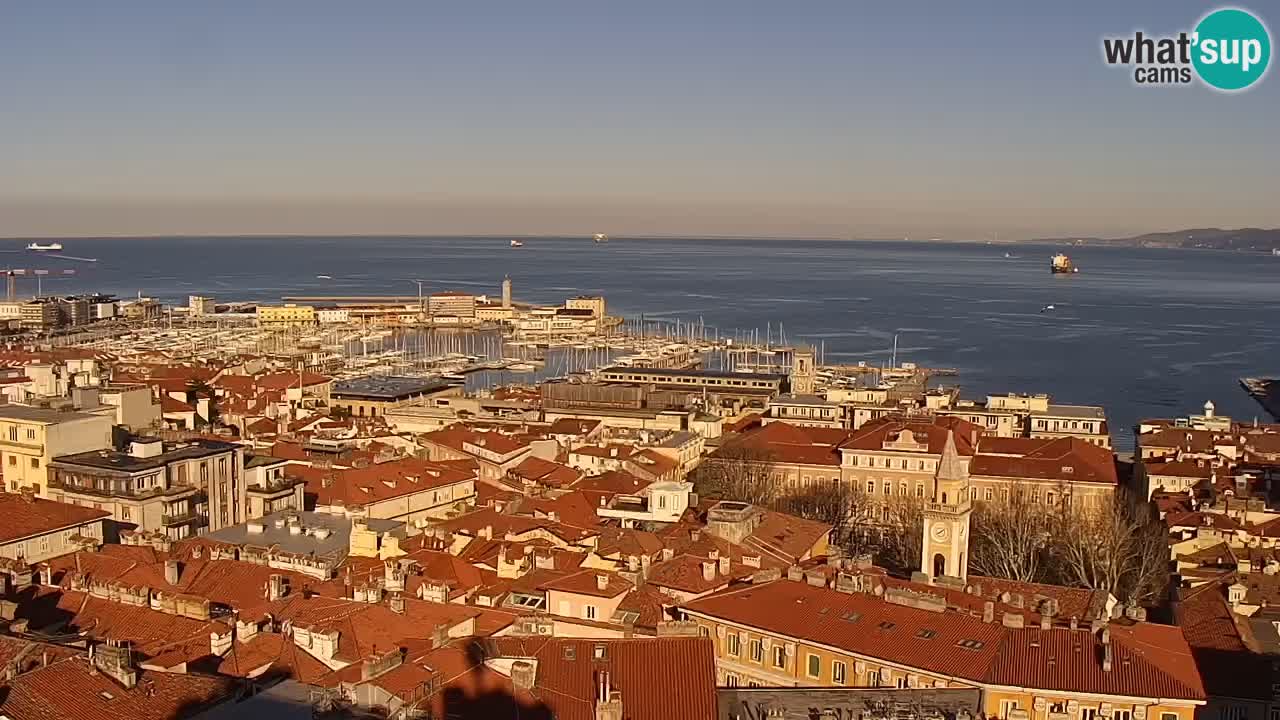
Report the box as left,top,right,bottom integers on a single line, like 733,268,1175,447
164,559,180,586
267,574,289,601
1102,642,1113,672
718,556,730,575
702,561,716,582
595,670,623,720
390,593,405,614
1040,613,1052,630
511,660,536,690
1001,613,1024,629
982,601,995,623
91,640,137,689
596,574,609,591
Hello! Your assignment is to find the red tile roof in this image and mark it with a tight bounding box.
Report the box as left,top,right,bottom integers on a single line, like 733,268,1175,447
971,436,1118,486
683,578,1204,701
0,492,110,545
0,655,235,720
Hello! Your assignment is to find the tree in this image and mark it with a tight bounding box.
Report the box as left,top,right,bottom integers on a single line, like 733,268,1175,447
1051,488,1170,604
772,481,871,549
690,441,781,507
969,489,1053,583
862,495,925,575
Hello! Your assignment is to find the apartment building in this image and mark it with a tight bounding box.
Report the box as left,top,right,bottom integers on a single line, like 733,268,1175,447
0,405,114,496
427,290,477,318
48,437,247,537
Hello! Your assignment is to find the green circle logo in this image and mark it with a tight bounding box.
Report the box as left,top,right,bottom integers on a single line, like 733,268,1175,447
1192,8,1271,91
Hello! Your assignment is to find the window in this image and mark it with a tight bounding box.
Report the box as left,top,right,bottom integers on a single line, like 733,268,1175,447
30,458,39,469
1031,489,1041,503
725,673,739,688
25,428,35,440
7,455,14,466
900,459,908,470
915,484,924,498
38,535,49,553
898,482,907,496
1000,701,1021,719
749,639,763,663
806,653,820,678
121,506,131,521
883,481,891,495
772,646,786,669
895,677,908,688
727,633,740,656
832,661,846,685
8,427,16,442
866,481,875,494
1046,491,1056,506
584,605,597,620
1114,711,1132,720
1080,709,1097,720
1219,708,1244,720
984,487,993,501
918,460,926,471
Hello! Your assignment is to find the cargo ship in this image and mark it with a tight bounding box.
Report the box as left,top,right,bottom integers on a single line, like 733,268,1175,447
593,233,609,244
26,242,63,252
510,239,524,248
1050,253,1078,274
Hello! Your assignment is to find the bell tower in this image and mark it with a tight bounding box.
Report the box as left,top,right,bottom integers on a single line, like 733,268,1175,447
920,430,972,584
790,347,816,395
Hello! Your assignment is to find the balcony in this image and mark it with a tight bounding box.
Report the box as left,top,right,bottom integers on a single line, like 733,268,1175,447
161,510,200,526
924,498,972,515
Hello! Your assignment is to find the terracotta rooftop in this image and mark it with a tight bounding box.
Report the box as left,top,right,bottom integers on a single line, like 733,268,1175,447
971,436,1118,485
683,578,1205,701
0,492,111,545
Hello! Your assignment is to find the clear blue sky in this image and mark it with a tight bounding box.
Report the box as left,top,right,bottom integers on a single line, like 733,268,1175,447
1,0,1276,238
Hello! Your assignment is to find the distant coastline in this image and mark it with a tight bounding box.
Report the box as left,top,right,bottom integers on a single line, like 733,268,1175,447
2,226,1277,251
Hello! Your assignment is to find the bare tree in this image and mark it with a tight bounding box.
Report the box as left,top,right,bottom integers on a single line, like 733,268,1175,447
690,442,781,507
858,495,925,575
969,489,1052,583
772,480,871,549
1051,488,1170,604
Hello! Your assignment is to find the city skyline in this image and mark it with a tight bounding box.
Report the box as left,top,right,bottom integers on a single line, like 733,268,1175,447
2,0,1278,239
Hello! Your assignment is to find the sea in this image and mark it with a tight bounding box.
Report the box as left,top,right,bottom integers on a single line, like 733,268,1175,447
8,236,1279,451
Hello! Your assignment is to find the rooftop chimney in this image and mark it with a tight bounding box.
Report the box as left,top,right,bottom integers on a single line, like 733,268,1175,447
511,660,536,690
702,561,716,582
982,601,995,623
595,670,623,720
91,640,137,689
164,559,180,586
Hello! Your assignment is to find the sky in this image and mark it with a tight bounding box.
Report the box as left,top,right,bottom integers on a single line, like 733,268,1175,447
1,1,1277,239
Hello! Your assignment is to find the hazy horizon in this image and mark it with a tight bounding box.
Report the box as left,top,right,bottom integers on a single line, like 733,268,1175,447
3,1,1278,239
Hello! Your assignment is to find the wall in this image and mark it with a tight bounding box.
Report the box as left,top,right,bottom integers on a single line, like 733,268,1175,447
0,517,104,563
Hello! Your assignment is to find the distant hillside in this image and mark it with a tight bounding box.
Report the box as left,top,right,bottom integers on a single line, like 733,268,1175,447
1033,228,1280,252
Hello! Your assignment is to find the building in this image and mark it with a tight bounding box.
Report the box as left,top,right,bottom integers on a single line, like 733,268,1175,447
48,438,247,537
19,298,62,330
189,295,216,315
97,383,162,430
207,510,406,579
0,490,109,563
256,303,316,327
315,306,350,323
330,375,462,417
120,297,162,321
502,274,513,308
428,290,477,318
681,574,1205,718
0,405,114,496
599,366,787,394
244,453,305,518
566,294,606,317
935,393,1111,447
717,687,982,720
766,394,842,428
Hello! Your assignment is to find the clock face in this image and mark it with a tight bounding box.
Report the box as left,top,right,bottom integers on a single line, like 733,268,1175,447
931,524,949,542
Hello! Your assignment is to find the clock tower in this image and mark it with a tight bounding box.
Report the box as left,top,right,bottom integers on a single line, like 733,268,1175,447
920,430,972,584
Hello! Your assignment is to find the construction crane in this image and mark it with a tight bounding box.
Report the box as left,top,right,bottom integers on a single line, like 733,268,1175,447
2,268,77,301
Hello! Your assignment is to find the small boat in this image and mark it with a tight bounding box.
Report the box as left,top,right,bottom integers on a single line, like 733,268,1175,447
1050,253,1079,274
593,233,609,244
510,240,524,248
1040,304,1056,313
316,275,333,280
27,242,63,252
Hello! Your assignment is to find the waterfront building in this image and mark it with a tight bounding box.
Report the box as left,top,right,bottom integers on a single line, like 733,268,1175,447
188,294,216,315
566,294,606,317
427,290,477,318
19,298,61,330
0,490,109,563
937,393,1111,447
330,374,461,417
0,405,114,496
599,366,787,394
243,453,305,517
119,297,162,321
255,303,316,327
314,305,350,323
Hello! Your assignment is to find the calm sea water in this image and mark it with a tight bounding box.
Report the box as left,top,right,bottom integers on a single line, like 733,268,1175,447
7,236,1278,450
